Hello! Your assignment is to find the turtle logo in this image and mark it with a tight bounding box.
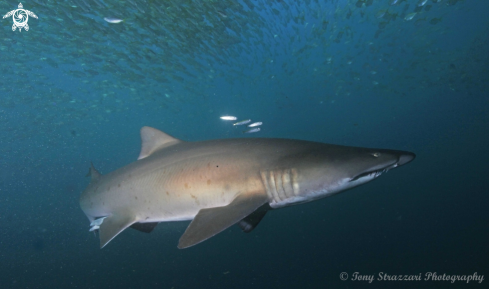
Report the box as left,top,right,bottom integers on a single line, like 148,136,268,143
3,3,38,32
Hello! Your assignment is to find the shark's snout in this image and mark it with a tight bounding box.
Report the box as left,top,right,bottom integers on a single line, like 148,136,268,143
398,152,416,166
348,149,415,183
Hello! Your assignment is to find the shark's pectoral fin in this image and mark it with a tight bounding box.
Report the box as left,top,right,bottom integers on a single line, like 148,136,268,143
238,204,270,233
130,222,158,233
178,193,267,249
99,212,137,248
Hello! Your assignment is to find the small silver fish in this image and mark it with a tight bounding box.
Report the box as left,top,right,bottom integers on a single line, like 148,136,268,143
89,225,100,232
376,10,387,19
217,11,228,18
244,128,260,133
220,116,237,121
104,17,124,24
248,122,262,127
90,217,107,227
417,0,428,7
233,119,251,126
404,12,417,21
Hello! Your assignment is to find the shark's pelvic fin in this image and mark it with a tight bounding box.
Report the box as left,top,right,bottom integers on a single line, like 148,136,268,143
86,162,101,183
238,204,270,233
138,126,181,160
130,222,159,233
178,193,268,249
99,212,138,248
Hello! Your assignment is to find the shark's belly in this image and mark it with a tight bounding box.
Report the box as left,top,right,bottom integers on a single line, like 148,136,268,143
109,157,266,223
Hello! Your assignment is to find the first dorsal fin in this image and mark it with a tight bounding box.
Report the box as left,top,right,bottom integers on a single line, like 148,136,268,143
138,126,181,160
86,162,101,182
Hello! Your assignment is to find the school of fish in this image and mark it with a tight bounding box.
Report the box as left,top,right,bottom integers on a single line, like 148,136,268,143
0,0,483,175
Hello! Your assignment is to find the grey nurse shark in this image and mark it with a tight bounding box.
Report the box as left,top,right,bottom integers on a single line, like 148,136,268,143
80,126,415,249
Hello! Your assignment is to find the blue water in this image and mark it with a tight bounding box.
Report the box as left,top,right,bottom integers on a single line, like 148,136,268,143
1,0,488,288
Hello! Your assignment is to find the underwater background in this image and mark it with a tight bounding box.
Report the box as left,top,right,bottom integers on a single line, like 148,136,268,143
1,0,488,288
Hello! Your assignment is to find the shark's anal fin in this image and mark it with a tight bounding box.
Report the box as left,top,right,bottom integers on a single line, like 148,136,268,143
238,204,270,233
178,193,267,249
99,212,137,248
138,126,181,160
130,222,158,233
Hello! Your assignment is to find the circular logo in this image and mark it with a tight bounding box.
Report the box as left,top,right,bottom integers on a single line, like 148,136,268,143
340,272,349,281
13,9,28,25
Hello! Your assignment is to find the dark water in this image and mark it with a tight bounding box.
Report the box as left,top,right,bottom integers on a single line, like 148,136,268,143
1,0,488,288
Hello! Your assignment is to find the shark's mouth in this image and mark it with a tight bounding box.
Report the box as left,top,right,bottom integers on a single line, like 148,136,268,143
349,169,386,182
349,162,399,183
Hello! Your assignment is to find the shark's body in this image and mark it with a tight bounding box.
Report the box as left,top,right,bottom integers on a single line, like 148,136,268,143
80,127,415,249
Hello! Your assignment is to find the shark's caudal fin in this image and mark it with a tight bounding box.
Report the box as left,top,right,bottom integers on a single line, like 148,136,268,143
138,126,182,160
99,211,138,248
86,162,101,183
178,193,268,249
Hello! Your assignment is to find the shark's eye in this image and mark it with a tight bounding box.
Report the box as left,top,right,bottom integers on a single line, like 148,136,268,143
371,152,381,157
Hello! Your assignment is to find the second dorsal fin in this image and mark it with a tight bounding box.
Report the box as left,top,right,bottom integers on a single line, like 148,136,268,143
86,162,101,183
138,126,181,160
